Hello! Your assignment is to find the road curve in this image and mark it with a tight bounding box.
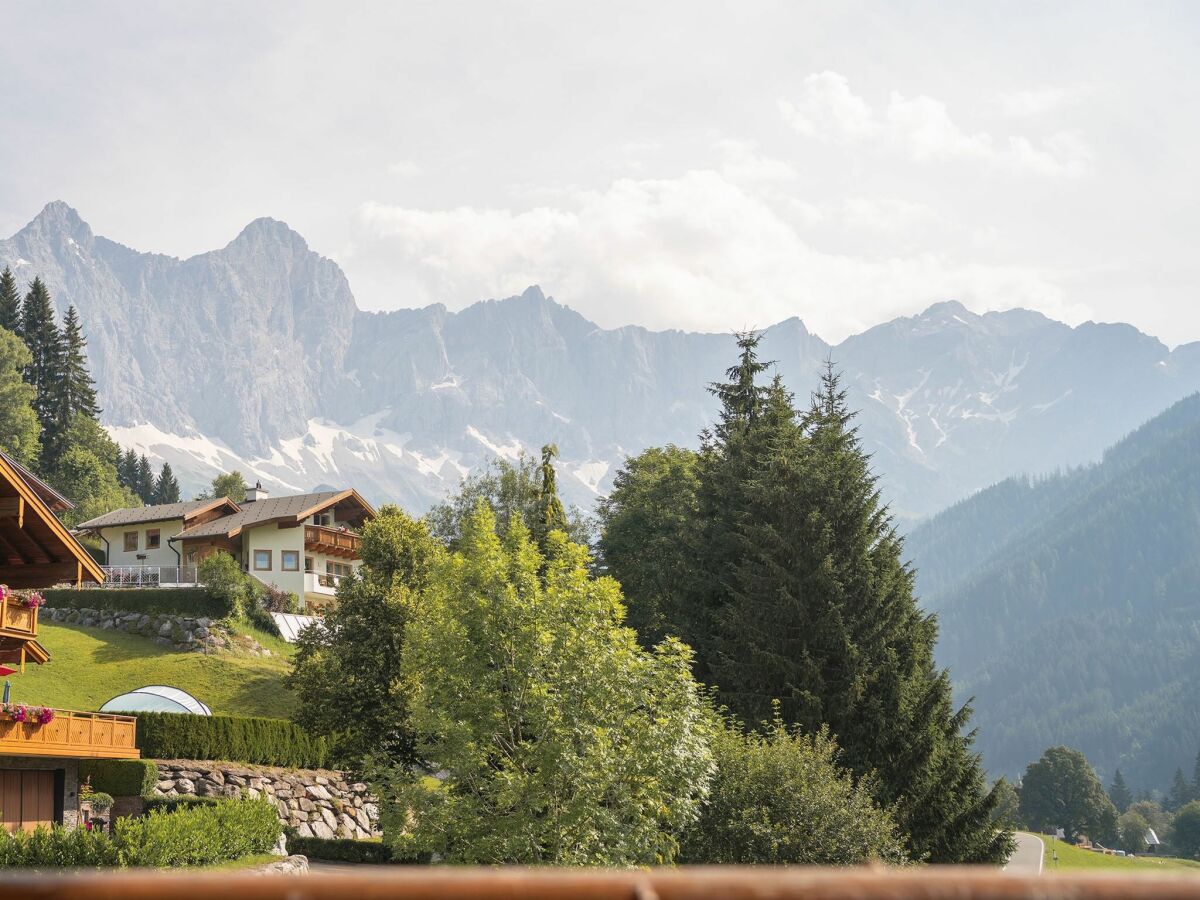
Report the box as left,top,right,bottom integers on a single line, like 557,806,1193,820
1004,831,1045,875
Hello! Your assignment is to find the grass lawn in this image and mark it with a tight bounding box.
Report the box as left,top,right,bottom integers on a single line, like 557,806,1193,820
202,853,282,871
9,621,295,718
1041,836,1200,872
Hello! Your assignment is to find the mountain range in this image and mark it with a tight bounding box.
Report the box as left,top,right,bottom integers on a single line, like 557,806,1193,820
4,201,1200,522
907,393,1200,791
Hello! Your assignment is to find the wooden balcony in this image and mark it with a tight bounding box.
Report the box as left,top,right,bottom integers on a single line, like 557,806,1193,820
0,594,38,640
304,525,362,559
0,709,139,760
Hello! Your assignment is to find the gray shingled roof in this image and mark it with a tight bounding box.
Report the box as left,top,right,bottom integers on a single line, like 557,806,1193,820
176,490,347,539
77,499,228,530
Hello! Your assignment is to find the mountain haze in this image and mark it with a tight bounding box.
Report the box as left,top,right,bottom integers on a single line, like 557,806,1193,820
4,201,1200,519
908,393,1200,790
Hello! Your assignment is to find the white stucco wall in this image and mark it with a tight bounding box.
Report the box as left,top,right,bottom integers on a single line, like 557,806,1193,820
99,520,186,567
243,522,307,599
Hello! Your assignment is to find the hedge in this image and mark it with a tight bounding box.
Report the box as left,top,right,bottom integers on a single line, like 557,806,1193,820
135,712,332,768
284,832,395,864
141,795,219,814
79,759,158,798
43,588,232,618
0,798,280,868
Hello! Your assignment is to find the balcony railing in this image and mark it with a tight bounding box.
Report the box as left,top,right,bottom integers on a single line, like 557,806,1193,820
304,525,363,558
0,594,38,637
303,570,345,596
100,566,199,588
0,708,139,759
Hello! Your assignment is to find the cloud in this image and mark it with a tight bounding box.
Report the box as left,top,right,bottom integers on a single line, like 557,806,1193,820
714,139,797,183
781,72,1093,177
354,169,1088,341
996,86,1083,117
388,160,422,177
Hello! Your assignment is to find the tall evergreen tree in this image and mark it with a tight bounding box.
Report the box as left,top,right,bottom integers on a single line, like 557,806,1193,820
1109,769,1133,814
20,278,67,467
1192,750,1200,802
0,267,21,335
530,443,568,552
1168,768,1193,813
152,461,181,505
135,454,154,504
58,305,100,421
118,447,138,491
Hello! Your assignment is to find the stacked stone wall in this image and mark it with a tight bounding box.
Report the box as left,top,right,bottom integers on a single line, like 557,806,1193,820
43,606,271,656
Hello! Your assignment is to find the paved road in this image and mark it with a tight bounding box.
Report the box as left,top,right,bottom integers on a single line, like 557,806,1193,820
1005,832,1045,875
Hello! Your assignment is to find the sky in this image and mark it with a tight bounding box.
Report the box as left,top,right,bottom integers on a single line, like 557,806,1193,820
2,1,1198,345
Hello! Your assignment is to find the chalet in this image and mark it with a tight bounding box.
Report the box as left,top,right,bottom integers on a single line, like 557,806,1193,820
77,483,375,613
0,451,139,833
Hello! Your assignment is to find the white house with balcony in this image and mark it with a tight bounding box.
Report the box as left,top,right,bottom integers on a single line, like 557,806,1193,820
76,483,374,613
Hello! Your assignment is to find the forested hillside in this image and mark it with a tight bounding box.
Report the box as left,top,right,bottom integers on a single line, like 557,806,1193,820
908,393,1200,790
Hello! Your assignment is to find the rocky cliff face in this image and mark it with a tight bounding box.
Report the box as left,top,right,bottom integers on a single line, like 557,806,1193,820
3,201,1199,520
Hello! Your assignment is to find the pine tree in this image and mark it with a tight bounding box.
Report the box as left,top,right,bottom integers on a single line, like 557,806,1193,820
0,267,21,335
530,443,568,552
1168,768,1193,813
20,278,67,469
152,461,181,505
58,305,100,421
1192,749,1200,803
118,447,138,491
135,454,154,504
1109,769,1133,814
709,360,1010,863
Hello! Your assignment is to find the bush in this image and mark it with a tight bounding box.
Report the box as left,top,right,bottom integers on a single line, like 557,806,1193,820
43,588,228,618
141,795,219,814
246,602,282,637
678,719,908,865
284,831,394,863
79,759,158,798
135,712,332,768
198,553,252,618
0,799,279,868
88,793,114,815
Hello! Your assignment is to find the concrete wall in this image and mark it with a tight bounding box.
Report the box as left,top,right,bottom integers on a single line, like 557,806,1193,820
99,520,186,568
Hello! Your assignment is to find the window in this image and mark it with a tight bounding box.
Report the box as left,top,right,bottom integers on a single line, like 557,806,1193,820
253,549,272,571
123,532,138,553
326,561,353,578
146,529,161,550
281,550,299,572
304,556,313,573
312,513,331,527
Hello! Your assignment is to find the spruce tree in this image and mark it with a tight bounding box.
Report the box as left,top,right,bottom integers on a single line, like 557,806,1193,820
1192,750,1200,803
152,461,181,504
531,443,568,552
1168,768,1193,813
118,447,138,491
21,278,67,467
1109,769,1133,814
711,363,1009,862
58,305,100,421
0,267,21,335
135,454,154,504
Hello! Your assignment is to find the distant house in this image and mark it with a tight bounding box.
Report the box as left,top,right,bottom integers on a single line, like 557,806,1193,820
77,483,374,613
1144,828,1162,855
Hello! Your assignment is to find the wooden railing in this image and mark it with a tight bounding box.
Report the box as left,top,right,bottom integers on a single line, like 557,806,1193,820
0,708,138,759
2,868,1200,898
0,594,38,638
304,525,362,557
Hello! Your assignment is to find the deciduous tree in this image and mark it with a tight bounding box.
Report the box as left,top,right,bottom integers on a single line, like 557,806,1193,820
0,328,40,465
1019,746,1118,842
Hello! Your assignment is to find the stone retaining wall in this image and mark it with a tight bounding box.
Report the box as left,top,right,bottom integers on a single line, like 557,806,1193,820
153,760,379,840
43,606,271,656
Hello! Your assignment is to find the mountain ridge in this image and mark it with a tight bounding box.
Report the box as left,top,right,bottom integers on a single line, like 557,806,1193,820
4,201,1200,519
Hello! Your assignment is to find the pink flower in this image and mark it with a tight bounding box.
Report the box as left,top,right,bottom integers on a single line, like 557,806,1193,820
34,707,53,725
0,585,9,601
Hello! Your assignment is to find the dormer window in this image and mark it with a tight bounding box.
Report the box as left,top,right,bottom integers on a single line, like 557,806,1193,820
312,513,331,527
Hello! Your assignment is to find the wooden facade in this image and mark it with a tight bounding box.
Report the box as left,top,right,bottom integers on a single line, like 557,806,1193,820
0,710,138,761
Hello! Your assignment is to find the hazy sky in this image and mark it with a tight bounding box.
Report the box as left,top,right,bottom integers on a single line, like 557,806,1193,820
2,2,1197,344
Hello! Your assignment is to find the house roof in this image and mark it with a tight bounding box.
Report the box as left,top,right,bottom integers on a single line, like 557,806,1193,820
0,451,105,588
176,488,375,540
77,497,239,530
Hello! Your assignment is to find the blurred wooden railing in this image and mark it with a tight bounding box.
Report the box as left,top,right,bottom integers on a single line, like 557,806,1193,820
2,867,1200,898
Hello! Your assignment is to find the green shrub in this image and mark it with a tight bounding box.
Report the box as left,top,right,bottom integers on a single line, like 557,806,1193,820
284,831,394,863
246,602,281,637
135,712,331,768
198,553,252,618
88,793,114,815
44,588,229,618
0,799,279,869
79,759,158,798
141,795,219,814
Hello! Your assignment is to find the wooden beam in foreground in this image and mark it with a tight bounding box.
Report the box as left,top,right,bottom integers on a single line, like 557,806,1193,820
1,868,1200,899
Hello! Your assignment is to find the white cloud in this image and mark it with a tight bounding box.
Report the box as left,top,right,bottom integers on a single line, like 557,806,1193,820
997,86,1082,117
355,170,1089,341
388,160,422,177
781,72,1093,177
714,139,797,183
